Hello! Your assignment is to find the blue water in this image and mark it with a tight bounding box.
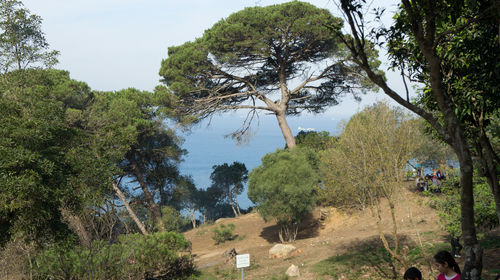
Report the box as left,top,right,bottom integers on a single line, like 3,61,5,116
178,112,343,209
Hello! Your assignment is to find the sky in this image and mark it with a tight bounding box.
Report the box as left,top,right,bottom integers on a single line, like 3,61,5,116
20,0,417,207
22,0,411,119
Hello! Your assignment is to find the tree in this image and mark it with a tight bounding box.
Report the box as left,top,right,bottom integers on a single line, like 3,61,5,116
159,1,378,148
337,0,497,277
319,102,418,270
248,148,318,243
209,162,248,217
294,130,336,152
85,87,189,233
0,0,58,72
385,0,500,225
0,69,92,245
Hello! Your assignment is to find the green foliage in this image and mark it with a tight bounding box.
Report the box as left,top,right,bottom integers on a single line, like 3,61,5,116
430,176,499,237
210,162,248,216
211,223,236,245
318,102,417,208
248,148,318,242
160,206,192,233
0,69,94,245
34,232,195,279
160,1,378,146
0,0,59,71
294,131,336,152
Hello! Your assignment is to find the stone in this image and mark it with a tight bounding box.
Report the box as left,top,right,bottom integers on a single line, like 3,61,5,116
268,244,297,258
286,264,300,277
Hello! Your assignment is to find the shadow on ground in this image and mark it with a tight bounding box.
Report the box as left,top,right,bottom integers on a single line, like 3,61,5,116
259,212,322,243
324,234,417,279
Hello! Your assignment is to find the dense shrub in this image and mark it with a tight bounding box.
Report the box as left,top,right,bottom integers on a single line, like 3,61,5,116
248,148,318,243
430,176,498,236
211,223,236,245
34,232,196,279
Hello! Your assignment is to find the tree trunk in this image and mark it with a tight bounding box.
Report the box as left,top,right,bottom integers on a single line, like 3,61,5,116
130,158,166,232
60,208,91,247
112,183,147,235
228,190,238,217
454,142,482,280
189,209,197,229
420,13,482,277
374,203,408,269
276,112,296,148
236,202,242,216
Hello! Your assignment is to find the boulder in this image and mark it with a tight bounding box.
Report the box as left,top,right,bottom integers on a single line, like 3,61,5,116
268,244,297,258
286,264,300,277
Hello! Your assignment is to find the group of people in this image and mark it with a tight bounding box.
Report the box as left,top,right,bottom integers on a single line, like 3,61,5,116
403,250,499,280
415,169,446,193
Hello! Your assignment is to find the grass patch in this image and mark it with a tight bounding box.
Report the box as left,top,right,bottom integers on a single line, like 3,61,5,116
313,242,396,279
192,267,238,280
313,239,450,280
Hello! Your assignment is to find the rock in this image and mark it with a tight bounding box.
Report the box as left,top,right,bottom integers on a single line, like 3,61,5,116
222,248,237,260
268,244,297,258
286,264,300,277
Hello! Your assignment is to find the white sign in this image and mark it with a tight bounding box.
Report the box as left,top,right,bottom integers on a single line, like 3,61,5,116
236,254,250,268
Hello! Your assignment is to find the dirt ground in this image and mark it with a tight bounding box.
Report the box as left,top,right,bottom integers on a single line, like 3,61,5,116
184,187,500,279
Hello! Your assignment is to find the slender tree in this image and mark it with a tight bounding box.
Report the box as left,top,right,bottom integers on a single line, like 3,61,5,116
320,102,418,270
0,0,58,72
337,0,498,278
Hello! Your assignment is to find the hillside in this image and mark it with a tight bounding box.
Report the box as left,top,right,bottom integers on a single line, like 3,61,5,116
184,187,500,279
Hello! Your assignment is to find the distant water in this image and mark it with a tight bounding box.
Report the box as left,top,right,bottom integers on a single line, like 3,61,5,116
178,112,344,209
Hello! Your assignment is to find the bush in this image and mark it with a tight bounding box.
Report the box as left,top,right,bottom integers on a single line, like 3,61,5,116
430,176,498,236
34,232,196,279
248,148,318,243
211,223,236,245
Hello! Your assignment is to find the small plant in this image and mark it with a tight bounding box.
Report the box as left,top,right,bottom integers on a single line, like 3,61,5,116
211,223,236,245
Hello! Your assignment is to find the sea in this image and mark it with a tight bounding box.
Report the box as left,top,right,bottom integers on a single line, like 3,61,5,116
177,112,345,209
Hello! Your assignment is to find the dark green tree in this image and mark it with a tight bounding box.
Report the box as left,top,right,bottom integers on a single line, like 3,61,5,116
209,162,248,217
0,69,92,245
0,0,58,72
85,88,188,233
159,1,378,148
248,148,318,243
194,186,233,223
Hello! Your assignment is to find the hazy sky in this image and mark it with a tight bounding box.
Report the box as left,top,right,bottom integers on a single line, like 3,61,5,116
22,0,409,119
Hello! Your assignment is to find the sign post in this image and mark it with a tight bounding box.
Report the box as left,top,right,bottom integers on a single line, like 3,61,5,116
236,254,250,280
